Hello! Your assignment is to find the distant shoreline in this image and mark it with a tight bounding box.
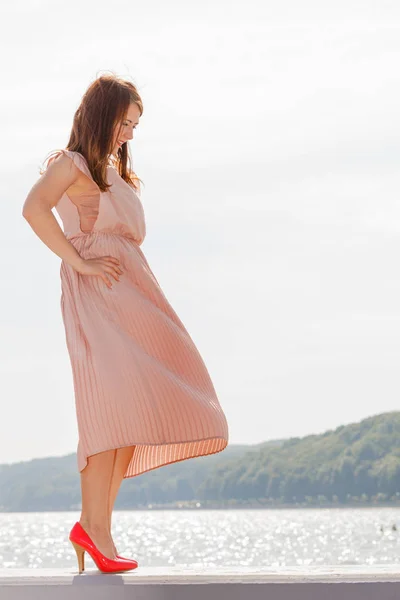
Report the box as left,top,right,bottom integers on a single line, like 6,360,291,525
3,500,400,512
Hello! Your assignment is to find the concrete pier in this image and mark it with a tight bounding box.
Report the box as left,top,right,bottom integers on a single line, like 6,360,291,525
1,565,400,599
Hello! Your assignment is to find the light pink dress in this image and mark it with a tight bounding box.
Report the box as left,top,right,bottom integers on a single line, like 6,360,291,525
46,149,229,477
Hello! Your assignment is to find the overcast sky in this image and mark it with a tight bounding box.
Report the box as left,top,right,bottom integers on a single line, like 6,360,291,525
2,0,400,465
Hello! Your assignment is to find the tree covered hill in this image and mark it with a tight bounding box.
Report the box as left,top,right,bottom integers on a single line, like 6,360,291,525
202,411,400,505
1,412,400,511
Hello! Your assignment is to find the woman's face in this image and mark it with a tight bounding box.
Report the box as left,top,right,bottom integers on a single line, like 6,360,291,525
111,102,141,156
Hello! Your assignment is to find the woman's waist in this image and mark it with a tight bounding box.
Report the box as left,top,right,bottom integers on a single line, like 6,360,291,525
66,229,141,245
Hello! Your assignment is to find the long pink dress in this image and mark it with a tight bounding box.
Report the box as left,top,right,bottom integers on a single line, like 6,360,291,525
46,149,229,478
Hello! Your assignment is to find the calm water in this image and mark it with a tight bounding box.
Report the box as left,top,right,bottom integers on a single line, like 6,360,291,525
1,507,400,569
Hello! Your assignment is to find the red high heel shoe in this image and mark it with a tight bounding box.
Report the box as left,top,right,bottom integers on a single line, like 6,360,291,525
69,522,138,574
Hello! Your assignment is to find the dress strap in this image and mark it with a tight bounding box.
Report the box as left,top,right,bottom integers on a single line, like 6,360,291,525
54,149,95,183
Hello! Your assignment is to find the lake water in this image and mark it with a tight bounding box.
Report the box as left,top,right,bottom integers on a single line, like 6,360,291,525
1,507,400,570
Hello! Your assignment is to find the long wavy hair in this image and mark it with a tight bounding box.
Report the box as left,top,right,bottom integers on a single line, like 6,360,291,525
42,73,143,193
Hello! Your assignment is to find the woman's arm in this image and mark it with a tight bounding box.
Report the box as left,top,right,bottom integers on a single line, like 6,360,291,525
22,153,85,271
22,152,123,289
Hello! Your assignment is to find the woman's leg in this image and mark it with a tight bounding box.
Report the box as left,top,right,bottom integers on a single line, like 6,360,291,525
79,449,117,559
108,445,136,552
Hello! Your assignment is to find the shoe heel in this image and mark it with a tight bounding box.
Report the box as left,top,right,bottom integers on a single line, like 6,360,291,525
71,540,85,573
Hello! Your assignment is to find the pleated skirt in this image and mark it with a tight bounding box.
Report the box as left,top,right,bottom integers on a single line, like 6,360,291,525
60,230,229,478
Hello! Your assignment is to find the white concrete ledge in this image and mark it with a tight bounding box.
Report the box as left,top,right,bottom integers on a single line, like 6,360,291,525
1,566,400,599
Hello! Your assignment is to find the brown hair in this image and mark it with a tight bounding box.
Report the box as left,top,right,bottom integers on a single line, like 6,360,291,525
42,72,143,193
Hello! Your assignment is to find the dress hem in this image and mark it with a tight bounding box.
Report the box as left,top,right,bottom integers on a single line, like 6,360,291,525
78,435,229,479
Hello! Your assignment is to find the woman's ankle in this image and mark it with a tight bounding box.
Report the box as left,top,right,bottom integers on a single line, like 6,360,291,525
79,517,109,534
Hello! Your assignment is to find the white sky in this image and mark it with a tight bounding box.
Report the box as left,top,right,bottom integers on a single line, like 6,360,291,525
2,0,400,465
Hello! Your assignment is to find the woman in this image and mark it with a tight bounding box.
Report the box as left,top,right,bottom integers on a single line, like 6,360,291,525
22,73,229,574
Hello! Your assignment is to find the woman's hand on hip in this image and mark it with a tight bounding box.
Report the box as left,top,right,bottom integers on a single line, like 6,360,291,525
75,256,123,289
